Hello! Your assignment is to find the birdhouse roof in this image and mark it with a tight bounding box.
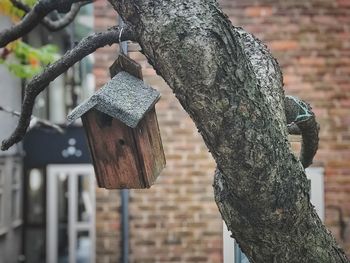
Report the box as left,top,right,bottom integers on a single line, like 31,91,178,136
67,71,160,128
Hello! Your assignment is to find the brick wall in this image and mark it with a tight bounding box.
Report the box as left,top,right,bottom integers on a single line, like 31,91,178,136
94,0,350,261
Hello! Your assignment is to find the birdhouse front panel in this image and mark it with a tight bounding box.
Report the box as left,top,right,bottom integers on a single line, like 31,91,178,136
82,109,147,189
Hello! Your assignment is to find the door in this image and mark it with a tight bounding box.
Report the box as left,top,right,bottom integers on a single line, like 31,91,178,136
46,164,95,263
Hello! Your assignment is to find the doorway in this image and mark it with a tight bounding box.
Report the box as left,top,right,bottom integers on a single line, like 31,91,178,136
46,164,95,263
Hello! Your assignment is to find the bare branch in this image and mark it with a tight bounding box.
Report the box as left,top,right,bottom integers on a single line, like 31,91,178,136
1,25,137,150
0,105,64,133
10,0,30,12
285,96,320,168
0,0,86,47
11,0,93,32
43,1,93,31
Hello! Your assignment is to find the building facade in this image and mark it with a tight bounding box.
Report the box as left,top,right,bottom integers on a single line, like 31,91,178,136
0,15,24,263
0,6,96,263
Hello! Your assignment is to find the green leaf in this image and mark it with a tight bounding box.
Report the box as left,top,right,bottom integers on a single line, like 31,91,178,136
7,63,41,79
22,0,37,7
36,44,59,64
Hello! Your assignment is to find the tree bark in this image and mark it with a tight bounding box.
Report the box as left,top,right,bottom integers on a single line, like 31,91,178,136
109,0,349,262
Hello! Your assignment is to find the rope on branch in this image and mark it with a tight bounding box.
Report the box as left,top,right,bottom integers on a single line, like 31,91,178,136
285,95,320,168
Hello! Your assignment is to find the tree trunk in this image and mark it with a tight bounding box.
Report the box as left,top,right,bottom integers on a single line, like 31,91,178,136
109,0,349,262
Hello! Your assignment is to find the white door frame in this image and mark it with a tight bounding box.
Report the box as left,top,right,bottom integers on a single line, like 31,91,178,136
46,164,96,263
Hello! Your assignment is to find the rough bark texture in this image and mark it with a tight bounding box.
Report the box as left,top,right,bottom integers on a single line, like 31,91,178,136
108,0,349,262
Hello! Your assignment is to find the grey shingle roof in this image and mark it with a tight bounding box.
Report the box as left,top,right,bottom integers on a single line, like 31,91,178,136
67,71,160,128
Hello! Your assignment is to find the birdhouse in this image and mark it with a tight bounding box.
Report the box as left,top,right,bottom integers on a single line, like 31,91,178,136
67,71,166,189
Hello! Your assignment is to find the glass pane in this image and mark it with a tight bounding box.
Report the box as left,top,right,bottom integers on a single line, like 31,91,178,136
32,90,48,119
77,230,91,263
12,164,19,185
78,175,92,223
57,173,69,263
12,189,20,220
28,169,45,224
235,243,250,263
25,228,46,263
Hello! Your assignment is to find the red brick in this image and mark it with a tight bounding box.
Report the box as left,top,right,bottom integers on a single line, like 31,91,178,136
269,40,299,51
244,6,274,17
337,0,350,7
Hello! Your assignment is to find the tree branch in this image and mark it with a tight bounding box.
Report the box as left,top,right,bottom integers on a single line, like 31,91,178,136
44,1,92,31
285,95,320,168
0,0,87,47
1,25,137,150
10,0,93,32
10,0,30,12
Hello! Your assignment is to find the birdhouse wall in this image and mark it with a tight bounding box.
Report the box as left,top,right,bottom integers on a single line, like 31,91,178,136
82,109,145,189
81,107,165,189
133,107,166,186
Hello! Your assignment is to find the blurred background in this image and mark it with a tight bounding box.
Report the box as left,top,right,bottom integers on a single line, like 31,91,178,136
0,0,349,262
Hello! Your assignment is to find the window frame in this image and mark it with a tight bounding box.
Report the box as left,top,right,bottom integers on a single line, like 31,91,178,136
11,160,23,227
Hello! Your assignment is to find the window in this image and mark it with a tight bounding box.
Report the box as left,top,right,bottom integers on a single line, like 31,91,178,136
305,167,324,221
223,167,324,263
11,161,22,226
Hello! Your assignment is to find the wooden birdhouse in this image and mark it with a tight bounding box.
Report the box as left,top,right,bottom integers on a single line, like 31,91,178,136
67,71,166,189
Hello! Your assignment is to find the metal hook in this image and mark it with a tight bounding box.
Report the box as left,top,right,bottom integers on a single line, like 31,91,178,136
119,26,125,55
